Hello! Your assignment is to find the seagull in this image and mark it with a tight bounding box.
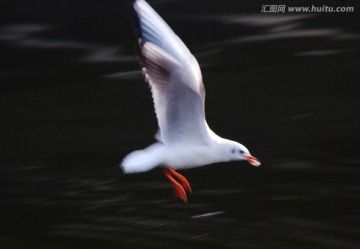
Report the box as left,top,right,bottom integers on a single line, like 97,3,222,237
121,0,260,202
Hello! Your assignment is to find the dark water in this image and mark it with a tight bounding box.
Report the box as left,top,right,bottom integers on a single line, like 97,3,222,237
1,0,360,248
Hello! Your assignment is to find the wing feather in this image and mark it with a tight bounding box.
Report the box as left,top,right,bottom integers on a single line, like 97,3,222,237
133,0,209,145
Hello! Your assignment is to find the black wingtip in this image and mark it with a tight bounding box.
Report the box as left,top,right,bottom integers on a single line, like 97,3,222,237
130,0,143,41
129,0,146,71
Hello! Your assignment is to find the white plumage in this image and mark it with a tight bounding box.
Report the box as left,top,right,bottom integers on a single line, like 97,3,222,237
120,0,260,201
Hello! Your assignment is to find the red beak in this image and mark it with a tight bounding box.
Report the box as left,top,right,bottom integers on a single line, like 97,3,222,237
244,156,261,167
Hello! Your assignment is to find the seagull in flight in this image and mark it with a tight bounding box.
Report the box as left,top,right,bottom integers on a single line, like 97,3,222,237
121,0,260,202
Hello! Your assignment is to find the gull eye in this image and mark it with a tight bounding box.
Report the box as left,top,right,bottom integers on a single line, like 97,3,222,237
239,150,245,155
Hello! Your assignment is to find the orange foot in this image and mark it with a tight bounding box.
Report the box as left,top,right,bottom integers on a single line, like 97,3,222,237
164,167,192,202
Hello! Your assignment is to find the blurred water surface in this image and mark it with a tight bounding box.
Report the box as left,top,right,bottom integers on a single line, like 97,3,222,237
1,0,359,248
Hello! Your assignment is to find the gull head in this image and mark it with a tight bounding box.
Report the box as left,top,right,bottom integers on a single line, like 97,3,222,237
225,140,261,167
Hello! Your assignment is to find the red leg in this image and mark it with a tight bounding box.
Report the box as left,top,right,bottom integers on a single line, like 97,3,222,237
164,169,187,202
165,167,192,193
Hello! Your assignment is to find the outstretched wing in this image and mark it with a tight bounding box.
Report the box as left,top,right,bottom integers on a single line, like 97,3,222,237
132,0,209,145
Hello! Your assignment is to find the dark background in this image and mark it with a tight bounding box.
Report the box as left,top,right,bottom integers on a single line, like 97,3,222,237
1,0,359,248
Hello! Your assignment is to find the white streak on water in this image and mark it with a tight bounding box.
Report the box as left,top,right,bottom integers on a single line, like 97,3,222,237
189,234,209,239
192,211,225,219
0,24,136,63
103,70,142,80
295,49,356,57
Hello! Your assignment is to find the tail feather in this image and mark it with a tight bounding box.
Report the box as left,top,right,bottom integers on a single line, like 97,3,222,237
120,142,165,174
